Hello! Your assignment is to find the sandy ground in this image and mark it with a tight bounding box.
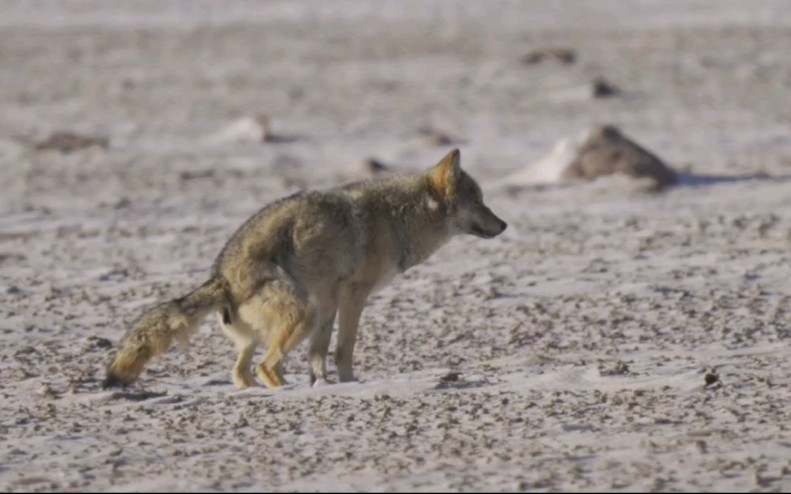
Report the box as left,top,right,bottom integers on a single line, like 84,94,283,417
2,1,791,491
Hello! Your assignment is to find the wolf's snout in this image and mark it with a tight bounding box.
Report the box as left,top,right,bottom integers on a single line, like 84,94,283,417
474,215,507,238
490,218,507,237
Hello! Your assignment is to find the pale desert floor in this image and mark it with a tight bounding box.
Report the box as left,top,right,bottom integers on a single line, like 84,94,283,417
2,1,791,491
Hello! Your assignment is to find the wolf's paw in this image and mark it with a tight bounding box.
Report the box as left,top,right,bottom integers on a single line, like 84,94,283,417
312,378,331,388
256,363,288,389
337,374,357,384
232,370,257,389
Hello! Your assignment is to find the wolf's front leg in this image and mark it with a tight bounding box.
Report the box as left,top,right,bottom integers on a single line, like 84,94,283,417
336,285,369,382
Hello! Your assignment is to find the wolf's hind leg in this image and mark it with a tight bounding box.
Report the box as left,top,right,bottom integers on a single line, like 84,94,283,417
243,280,315,389
233,342,258,388
218,313,259,389
308,313,336,386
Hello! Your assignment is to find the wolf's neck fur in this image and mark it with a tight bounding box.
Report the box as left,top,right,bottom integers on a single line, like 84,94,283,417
357,173,454,271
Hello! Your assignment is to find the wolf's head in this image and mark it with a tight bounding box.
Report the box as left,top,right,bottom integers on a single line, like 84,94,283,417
427,149,507,239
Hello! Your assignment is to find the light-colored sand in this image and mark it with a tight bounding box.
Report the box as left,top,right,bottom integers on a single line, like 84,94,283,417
2,1,791,491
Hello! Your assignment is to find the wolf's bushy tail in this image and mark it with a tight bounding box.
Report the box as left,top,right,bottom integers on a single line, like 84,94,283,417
102,276,229,389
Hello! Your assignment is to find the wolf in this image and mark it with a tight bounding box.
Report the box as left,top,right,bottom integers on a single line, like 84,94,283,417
102,149,507,390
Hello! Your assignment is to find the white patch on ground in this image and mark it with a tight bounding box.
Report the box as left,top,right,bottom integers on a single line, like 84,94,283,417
204,116,268,145
495,133,586,187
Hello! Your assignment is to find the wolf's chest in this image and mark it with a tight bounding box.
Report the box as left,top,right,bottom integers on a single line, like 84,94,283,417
370,264,400,293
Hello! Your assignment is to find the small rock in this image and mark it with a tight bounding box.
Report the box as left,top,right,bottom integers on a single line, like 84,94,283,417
440,371,461,383
87,336,114,350
522,47,576,65
364,157,390,175
113,197,131,209
38,383,58,399
560,124,678,191
704,369,720,387
426,132,455,146
591,77,620,98
599,360,630,376
179,170,215,181
417,127,461,146
34,132,109,153
111,390,168,402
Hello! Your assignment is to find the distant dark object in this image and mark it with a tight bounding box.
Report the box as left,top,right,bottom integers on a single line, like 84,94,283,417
364,157,390,175
591,77,620,98
522,47,577,65
87,336,113,350
425,132,455,146
255,114,302,144
439,371,461,383
417,127,461,146
704,370,720,387
256,115,273,143
599,360,630,377
109,390,168,401
35,131,109,153
561,125,678,191
180,170,215,181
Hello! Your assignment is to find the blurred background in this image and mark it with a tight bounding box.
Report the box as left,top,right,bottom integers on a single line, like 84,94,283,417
3,0,791,211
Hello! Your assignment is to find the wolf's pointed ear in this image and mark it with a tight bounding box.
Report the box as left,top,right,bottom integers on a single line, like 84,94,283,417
428,148,462,197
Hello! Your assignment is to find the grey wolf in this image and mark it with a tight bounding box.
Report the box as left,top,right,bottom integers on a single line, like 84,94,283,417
102,149,507,389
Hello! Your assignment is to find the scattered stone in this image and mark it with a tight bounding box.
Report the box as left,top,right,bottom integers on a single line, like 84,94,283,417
110,390,168,402
426,132,455,146
34,132,109,153
364,157,391,175
86,336,113,350
114,197,132,209
599,360,631,377
591,77,620,98
203,378,231,386
440,371,461,383
417,127,461,146
523,47,576,65
704,369,720,388
179,169,215,181
38,382,58,399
